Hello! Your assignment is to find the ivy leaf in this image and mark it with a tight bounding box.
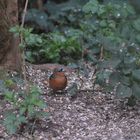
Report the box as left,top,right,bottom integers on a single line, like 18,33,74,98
83,0,99,13
123,56,136,66
116,84,132,98
126,4,135,15
98,58,121,69
109,72,121,87
120,76,131,86
25,51,35,63
132,69,140,82
96,70,112,85
127,95,136,106
25,9,48,30
19,43,25,49
133,19,140,32
136,34,140,43
99,20,107,28
132,83,140,99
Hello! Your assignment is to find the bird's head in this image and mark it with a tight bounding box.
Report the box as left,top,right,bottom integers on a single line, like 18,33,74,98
53,68,65,73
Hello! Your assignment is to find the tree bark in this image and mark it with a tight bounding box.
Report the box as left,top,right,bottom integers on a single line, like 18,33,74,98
0,0,21,71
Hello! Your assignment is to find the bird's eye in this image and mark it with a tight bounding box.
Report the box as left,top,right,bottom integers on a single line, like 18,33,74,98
53,68,64,72
58,68,64,72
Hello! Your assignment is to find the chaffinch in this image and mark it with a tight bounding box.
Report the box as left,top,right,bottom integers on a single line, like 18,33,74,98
49,68,67,92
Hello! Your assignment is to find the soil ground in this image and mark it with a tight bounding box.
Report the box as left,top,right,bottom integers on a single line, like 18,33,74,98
0,63,140,140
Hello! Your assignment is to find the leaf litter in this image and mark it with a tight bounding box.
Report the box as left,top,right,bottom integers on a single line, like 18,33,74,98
0,62,140,140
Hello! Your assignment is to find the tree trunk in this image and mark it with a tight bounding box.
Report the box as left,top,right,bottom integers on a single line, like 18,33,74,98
0,0,21,71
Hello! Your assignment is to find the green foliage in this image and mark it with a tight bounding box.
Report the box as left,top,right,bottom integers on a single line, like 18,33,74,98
0,73,23,95
35,32,81,64
82,0,140,105
25,0,88,32
10,26,42,50
10,26,82,64
23,0,140,66
4,79,15,88
22,0,87,64
4,112,26,134
25,9,49,31
25,31,82,64
3,86,48,134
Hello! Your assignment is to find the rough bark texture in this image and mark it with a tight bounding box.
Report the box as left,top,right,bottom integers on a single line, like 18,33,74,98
0,0,21,71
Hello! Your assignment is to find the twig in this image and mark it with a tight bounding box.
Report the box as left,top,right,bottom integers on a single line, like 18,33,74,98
31,119,37,135
21,0,28,28
100,46,103,60
20,0,29,93
91,65,97,91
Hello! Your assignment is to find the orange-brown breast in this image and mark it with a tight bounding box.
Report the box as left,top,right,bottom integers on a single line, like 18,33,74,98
49,72,67,91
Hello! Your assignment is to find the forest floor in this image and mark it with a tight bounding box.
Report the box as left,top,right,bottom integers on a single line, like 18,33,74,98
1,62,140,140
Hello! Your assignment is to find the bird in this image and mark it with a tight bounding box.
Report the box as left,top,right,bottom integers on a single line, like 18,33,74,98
49,68,67,92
